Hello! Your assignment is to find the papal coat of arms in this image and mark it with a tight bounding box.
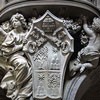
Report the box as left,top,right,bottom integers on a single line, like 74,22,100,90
30,10,74,99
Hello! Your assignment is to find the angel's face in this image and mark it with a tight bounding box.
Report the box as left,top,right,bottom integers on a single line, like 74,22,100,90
92,21,100,32
12,18,22,29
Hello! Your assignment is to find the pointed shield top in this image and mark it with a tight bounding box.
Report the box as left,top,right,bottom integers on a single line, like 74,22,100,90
33,10,64,33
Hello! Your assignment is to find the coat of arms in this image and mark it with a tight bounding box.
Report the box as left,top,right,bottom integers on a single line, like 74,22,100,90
28,10,74,99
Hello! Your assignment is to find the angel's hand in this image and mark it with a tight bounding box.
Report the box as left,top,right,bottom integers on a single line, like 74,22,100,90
83,16,87,20
80,65,86,73
82,16,88,23
23,38,28,44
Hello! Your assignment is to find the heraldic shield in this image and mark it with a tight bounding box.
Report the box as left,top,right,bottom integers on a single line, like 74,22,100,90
25,10,74,99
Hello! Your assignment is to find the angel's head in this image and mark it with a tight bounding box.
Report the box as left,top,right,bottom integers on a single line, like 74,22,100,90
10,13,27,29
92,17,100,33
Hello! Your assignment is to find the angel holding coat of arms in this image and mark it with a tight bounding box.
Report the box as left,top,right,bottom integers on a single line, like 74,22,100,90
0,13,34,100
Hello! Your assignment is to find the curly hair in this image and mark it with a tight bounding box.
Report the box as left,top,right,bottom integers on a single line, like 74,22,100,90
92,17,100,33
10,13,27,29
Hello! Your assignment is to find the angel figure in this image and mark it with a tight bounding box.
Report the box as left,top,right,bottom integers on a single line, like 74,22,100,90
0,13,34,100
70,16,100,76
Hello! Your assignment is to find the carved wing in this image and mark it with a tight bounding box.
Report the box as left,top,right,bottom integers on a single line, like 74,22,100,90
0,30,6,45
0,25,9,72
0,21,12,45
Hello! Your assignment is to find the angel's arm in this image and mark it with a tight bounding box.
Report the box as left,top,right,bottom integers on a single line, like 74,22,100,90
3,44,23,56
83,24,94,37
83,16,94,37
12,44,23,52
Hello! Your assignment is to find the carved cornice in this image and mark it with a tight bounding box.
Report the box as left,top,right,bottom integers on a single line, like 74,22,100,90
0,0,100,22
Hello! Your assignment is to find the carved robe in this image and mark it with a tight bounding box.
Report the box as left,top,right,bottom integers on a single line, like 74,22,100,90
78,46,100,67
0,30,32,100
